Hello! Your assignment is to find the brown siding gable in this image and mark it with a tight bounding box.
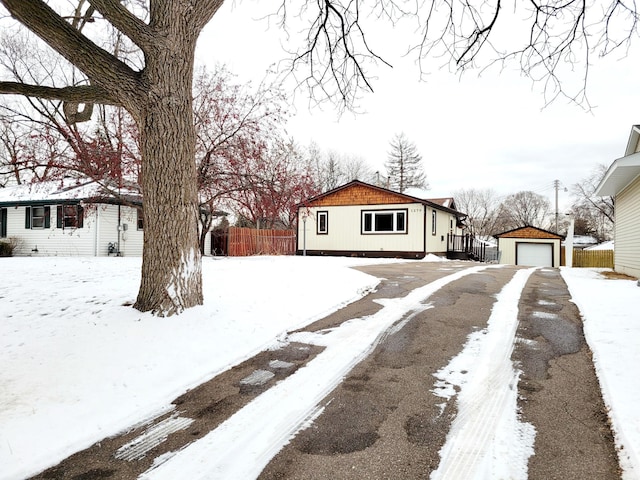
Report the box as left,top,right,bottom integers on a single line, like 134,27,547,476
495,226,564,240
300,180,462,215
306,181,417,207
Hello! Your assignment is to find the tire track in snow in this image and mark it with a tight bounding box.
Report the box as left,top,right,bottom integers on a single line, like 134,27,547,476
431,267,538,480
140,264,493,480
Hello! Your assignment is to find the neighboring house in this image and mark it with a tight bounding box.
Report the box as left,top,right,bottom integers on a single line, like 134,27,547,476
0,181,144,257
567,235,599,250
584,240,614,251
424,197,458,210
596,124,640,278
494,226,564,267
296,180,466,259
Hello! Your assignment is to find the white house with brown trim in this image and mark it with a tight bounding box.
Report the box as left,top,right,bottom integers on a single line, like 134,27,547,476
596,125,640,278
296,180,466,259
0,181,144,257
494,226,563,267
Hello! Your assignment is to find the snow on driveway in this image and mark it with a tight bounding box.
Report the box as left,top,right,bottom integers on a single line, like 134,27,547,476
430,267,537,480
140,265,492,479
1,258,638,480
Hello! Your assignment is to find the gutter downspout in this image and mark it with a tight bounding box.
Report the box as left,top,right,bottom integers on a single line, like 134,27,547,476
94,207,99,257
423,205,427,258
117,203,121,255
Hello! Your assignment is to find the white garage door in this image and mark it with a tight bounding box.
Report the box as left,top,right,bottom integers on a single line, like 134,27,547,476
516,243,553,267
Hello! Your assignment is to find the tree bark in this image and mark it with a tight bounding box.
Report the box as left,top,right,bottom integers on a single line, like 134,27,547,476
133,5,203,315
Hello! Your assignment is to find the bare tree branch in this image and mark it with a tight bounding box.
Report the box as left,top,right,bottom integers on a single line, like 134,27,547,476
0,82,116,104
88,0,155,52
190,0,226,32
1,0,142,108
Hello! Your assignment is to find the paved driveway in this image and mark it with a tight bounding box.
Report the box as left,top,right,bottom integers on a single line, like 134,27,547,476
31,262,620,480
260,262,619,479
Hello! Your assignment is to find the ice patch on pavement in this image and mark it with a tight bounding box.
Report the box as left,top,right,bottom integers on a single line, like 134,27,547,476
240,370,275,386
536,299,555,307
115,413,194,461
269,360,294,370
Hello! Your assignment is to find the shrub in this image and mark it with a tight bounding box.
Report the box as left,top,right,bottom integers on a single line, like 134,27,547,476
0,237,22,257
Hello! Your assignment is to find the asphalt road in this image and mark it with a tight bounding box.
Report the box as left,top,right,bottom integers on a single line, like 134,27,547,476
31,262,620,480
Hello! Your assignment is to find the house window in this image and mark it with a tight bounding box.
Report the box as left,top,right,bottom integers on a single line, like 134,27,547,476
137,208,144,230
56,205,84,229
317,211,328,234
362,209,407,234
32,206,46,228
0,208,6,238
25,205,50,229
431,210,437,235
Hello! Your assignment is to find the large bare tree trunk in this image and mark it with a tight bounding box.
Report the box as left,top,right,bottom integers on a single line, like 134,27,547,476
133,7,202,315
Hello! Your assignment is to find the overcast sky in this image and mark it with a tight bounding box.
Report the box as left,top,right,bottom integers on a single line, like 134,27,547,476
197,2,640,210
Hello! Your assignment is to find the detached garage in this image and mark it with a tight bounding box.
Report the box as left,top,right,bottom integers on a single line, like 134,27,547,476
495,226,564,268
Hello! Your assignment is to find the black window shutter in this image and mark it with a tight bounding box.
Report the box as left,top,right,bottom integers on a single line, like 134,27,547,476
44,206,50,228
77,205,84,228
57,205,63,228
1,209,6,237
25,206,31,229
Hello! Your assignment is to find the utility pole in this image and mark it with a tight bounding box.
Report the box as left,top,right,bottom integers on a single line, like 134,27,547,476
554,179,560,233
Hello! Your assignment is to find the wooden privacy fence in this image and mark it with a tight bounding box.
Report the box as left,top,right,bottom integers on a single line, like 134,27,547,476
572,249,614,268
227,227,296,256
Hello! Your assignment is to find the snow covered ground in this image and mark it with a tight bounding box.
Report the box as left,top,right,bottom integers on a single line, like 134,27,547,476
561,267,640,479
0,257,638,479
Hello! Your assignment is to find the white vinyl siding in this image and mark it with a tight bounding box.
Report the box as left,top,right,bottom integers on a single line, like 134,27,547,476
300,204,425,253
615,175,640,277
425,211,459,254
7,204,144,257
96,205,144,257
299,204,464,256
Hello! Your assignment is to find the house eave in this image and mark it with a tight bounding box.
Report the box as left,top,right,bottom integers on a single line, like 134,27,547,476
493,225,565,240
623,125,640,156
595,151,640,197
0,196,143,208
298,180,464,216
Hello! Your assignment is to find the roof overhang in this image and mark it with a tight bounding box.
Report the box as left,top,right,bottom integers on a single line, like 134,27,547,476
298,180,464,216
595,151,640,197
624,125,640,156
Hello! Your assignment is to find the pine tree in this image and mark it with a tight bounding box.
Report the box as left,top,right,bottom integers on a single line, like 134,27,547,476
385,133,428,193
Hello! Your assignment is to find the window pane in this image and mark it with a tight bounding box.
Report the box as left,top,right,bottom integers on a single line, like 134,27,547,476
63,205,77,228
32,206,45,228
375,213,394,231
396,212,405,232
318,212,327,233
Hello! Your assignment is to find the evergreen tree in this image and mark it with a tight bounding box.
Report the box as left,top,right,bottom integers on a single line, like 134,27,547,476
385,133,428,193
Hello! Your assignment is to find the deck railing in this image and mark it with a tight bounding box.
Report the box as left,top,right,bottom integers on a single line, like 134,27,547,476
446,233,487,262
